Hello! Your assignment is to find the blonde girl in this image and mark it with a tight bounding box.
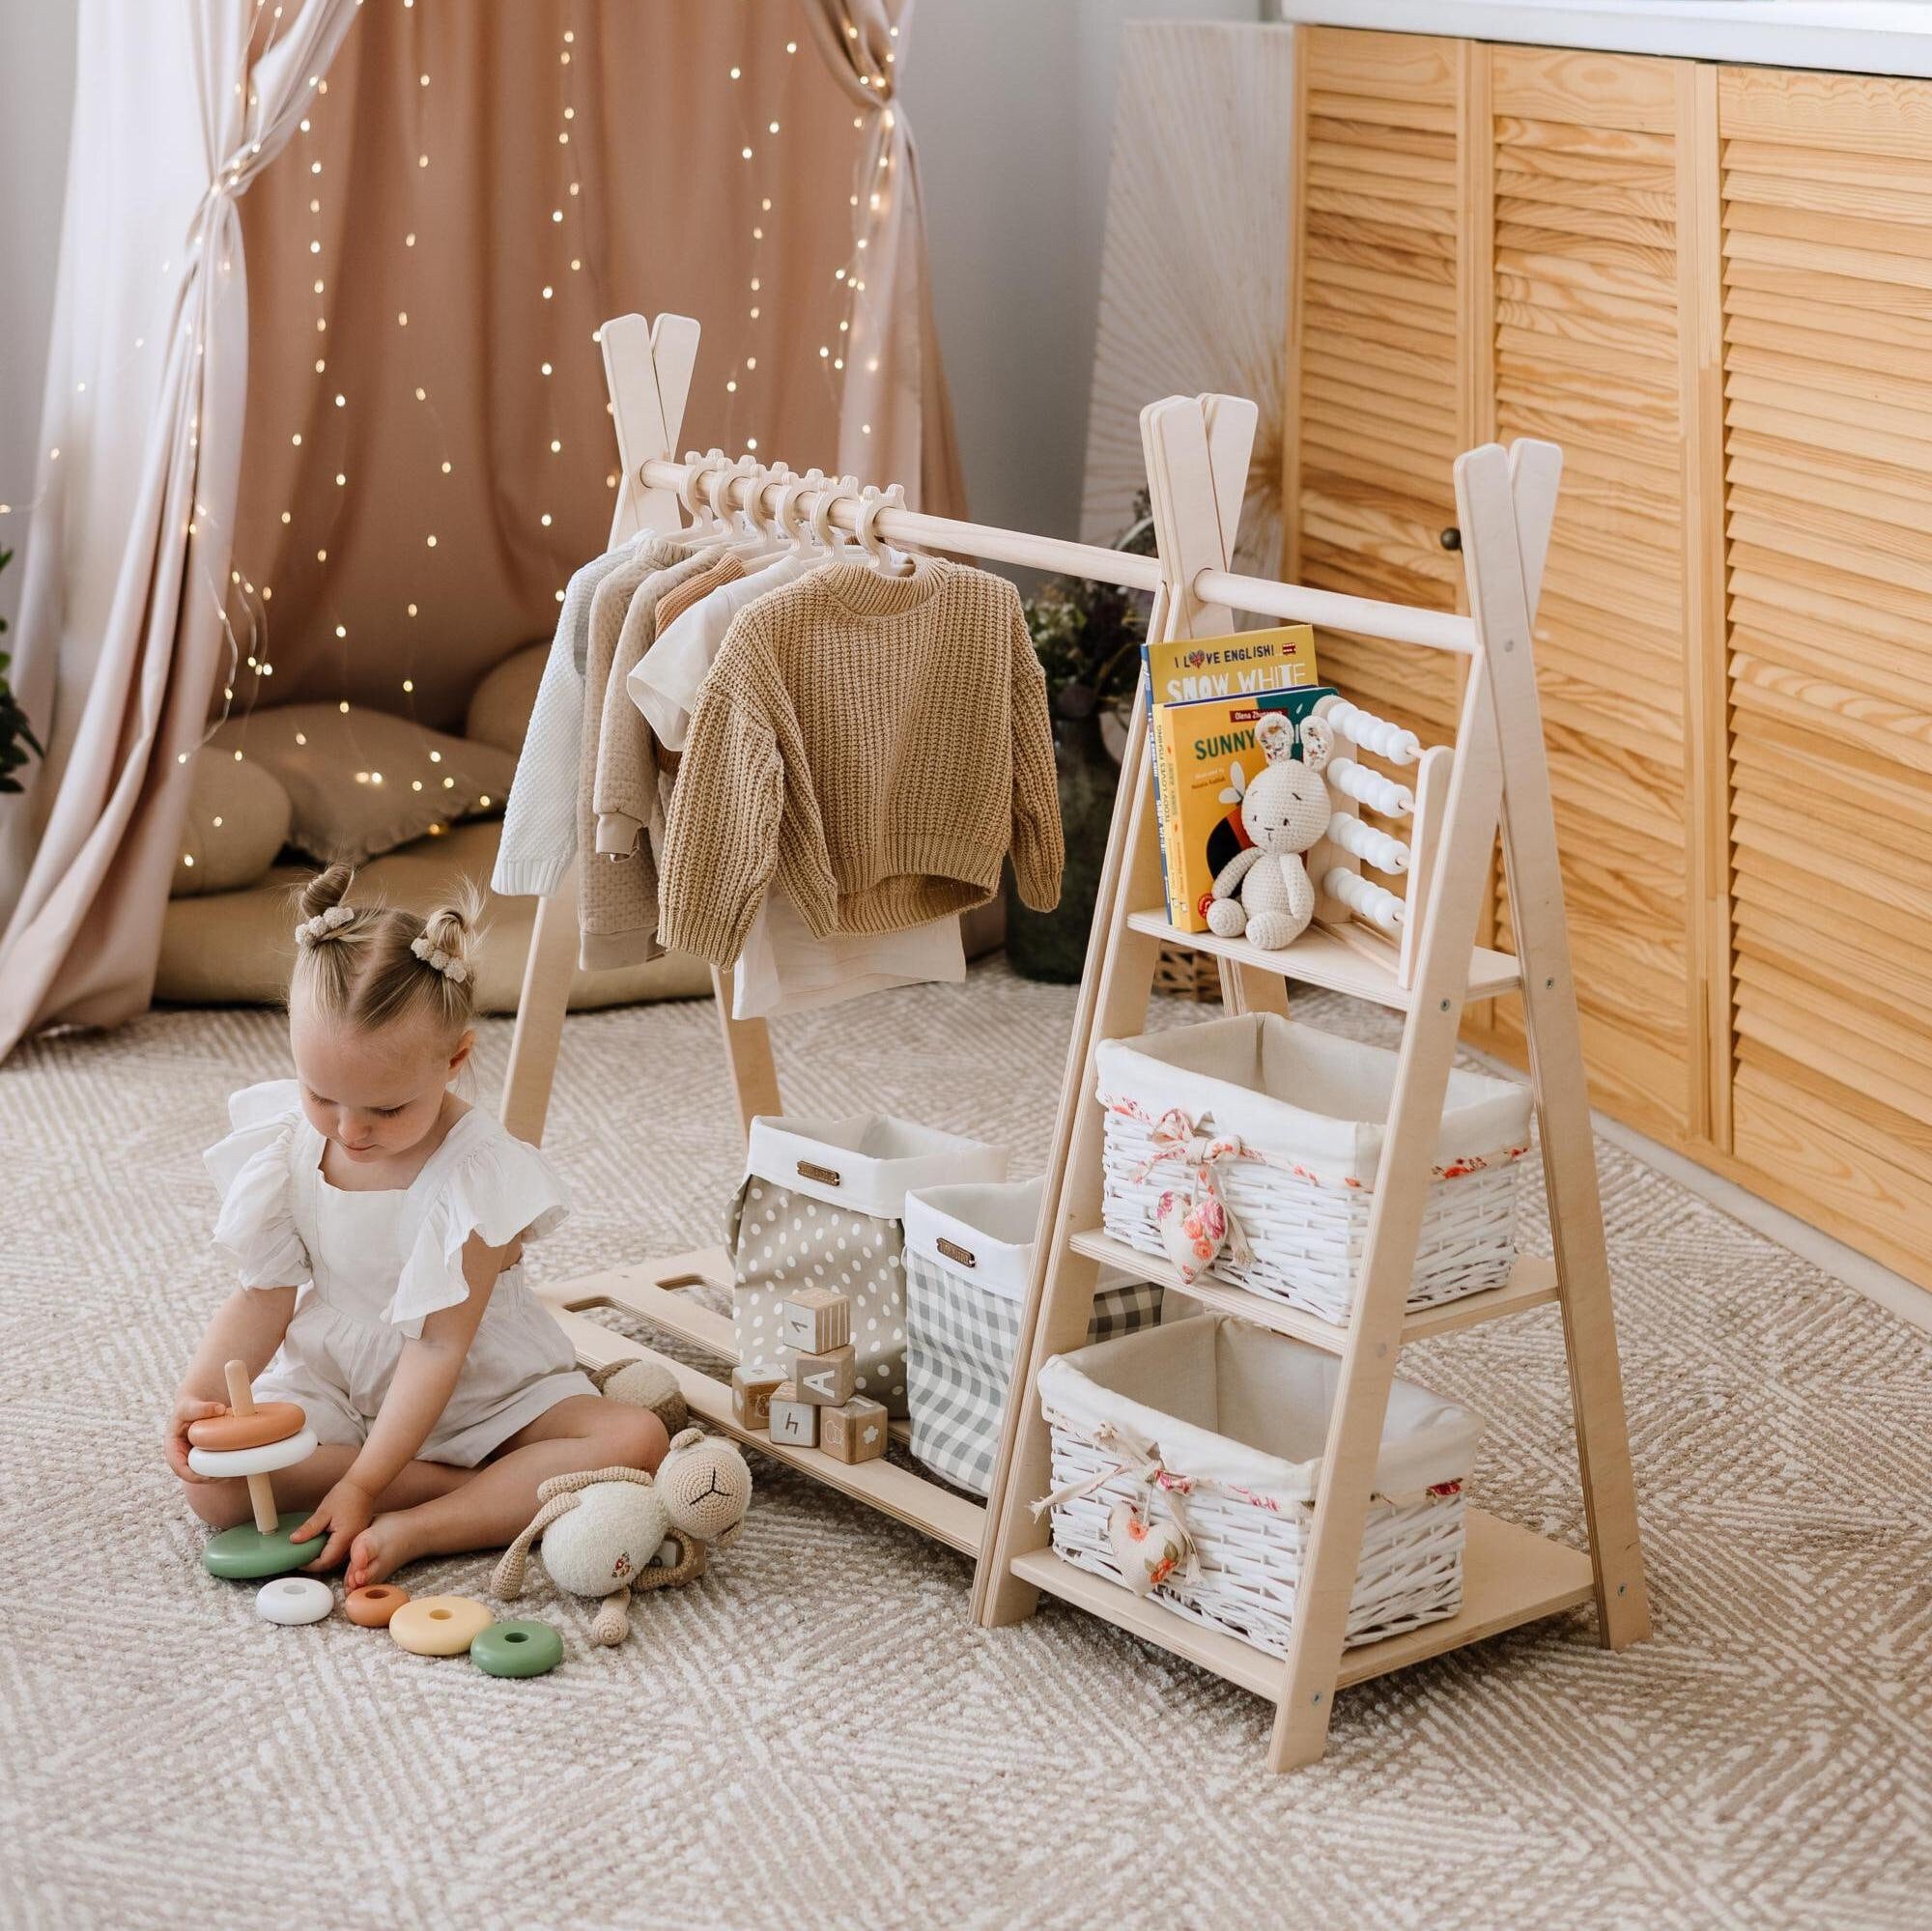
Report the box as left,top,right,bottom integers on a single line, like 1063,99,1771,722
167,866,666,1590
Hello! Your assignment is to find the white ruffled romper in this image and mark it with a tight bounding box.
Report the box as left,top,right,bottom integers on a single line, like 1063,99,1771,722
205,1081,596,1466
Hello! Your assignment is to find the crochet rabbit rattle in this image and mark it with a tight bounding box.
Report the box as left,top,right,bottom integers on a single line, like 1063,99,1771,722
491,1428,752,1645
1206,711,1335,951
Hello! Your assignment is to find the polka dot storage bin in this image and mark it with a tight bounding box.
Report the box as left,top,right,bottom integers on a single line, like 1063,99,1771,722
728,1115,1008,1417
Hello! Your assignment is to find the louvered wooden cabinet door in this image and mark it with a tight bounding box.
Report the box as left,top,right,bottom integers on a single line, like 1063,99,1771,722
1287,27,1469,747
1471,47,1712,1146
1718,68,1932,1281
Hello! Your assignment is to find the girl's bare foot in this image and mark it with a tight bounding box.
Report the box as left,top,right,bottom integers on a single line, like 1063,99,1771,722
346,1512,427,1592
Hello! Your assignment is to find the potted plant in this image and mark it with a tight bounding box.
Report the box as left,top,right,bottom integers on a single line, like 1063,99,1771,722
0,549,45,795
1006,500,1156,982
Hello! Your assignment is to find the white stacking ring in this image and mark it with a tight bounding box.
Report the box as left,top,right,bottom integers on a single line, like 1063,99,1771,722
256,1576,333,1626
187,1426,319,1479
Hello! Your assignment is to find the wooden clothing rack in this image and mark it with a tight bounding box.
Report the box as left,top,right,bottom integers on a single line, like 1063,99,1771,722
500,312,1650,1772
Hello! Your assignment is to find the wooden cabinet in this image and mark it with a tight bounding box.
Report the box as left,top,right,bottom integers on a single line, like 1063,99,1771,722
1286,27,1932,1292
1718,69,1932,1282
1482,45,1716,1146
1288,29,1468,747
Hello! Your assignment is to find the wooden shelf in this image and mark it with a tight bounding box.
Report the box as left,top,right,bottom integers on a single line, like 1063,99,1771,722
1066,1228,1560,1353
535,1248,981,1556
1011,1510,1596,1701
1128,908,1522,1008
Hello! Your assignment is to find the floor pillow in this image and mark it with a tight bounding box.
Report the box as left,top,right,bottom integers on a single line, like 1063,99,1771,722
171,748,294,897
208,704,515,866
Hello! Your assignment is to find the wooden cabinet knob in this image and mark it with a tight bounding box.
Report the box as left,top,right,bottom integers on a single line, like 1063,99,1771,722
1439,526,1462,552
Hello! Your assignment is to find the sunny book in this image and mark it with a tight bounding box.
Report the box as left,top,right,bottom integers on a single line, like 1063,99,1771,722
1152,684,1337,932
1140,624,1321,932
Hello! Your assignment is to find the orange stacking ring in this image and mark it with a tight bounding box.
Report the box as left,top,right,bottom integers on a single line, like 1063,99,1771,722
187,1402,308,1453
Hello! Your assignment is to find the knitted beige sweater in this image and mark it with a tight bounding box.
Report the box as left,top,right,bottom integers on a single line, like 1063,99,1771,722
658,557,1064,968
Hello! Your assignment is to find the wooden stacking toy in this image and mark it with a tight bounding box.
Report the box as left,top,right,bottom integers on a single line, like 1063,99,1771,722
767,1380,818,1447
470,1620,564,1679
760,1292,884,1462
194,1360,323,1579
256,1576,333,1626
730,1365,783,1432
344,1584,410,1628
389,1595,495,1657
820,1396,889,1465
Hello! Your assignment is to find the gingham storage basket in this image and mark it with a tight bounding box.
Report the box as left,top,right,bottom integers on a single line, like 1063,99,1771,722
730,1115,1008,1414
1038,1314,1481,1655
903,1178,1161,1498
1097,1013,1532,1323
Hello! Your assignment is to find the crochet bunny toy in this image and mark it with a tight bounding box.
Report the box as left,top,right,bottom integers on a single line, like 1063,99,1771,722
1206,711,1334,950
490,1429,752,1645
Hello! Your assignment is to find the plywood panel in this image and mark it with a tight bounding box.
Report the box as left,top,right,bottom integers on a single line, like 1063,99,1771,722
1719,64,1932,1288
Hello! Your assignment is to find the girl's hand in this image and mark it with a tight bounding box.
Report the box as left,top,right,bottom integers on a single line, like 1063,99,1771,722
165,1396,228,1482
292,1478,375,1572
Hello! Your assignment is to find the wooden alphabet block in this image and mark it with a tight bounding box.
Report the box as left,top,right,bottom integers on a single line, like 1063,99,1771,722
767,1382,819,1448
819,1396,888,1464
730,1365,783,1434
792,1343,856,1407
780,1287,850,1354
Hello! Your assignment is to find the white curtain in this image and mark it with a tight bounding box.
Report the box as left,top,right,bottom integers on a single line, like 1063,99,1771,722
0,0,361,1056
796,0,961,516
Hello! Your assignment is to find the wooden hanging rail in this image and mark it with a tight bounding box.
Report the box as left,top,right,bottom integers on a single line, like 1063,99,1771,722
503,313,1648,1777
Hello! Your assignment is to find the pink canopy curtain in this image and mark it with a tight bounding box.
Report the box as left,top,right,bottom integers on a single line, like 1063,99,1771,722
2,0,963,1058
796,0,963,517
0,0,363,1055
220,0,901,731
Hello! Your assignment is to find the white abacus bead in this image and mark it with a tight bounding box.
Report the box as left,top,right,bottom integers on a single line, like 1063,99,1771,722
1326,757,1414,818
1327,813,1410,874
1316,697,1421,768
1368,718,1422,765
1325,867,1406,934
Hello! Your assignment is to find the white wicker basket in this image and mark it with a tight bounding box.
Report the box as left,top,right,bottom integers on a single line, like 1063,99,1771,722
1038,1315,1480,1655
1096,1013,1532,1323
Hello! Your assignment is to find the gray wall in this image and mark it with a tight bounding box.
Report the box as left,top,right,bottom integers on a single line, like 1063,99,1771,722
0,2,1261,634
904,0,1262,541
0,1,78,634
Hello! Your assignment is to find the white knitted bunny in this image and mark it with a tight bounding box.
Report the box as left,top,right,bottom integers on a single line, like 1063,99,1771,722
491,1429,752,1645
1206,712,1333,951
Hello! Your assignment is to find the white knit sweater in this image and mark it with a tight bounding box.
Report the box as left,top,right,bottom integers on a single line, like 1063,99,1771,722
493,532,666,899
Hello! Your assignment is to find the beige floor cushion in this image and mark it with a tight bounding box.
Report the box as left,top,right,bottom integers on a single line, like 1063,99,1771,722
467,642,549,755
209,705,516,866
173,749,294,896
156,819,714,1013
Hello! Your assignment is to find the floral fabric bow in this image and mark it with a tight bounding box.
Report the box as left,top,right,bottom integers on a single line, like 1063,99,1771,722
1120,1102,1253,1284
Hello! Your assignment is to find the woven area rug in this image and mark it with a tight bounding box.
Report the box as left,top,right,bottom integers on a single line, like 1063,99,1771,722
4,964,1928,1930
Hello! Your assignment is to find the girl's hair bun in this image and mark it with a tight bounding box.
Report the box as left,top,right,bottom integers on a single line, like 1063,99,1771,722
298,863,355,924
288,867,482,1034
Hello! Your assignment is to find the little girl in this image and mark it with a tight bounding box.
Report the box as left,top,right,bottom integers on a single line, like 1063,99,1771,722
167,866,667,1591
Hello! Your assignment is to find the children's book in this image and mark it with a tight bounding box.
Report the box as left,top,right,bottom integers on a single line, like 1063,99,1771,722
1141,625,1320,930
1144,624,1319,710
1152,684,1337,932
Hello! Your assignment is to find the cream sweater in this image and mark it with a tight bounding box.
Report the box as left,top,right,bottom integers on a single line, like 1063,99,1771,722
577,546,711,969
658,557,1063,968
493,534,668,899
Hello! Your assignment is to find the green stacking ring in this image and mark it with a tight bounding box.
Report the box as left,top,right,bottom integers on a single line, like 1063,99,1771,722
469,1619,563,1678
203,1512,325,1580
